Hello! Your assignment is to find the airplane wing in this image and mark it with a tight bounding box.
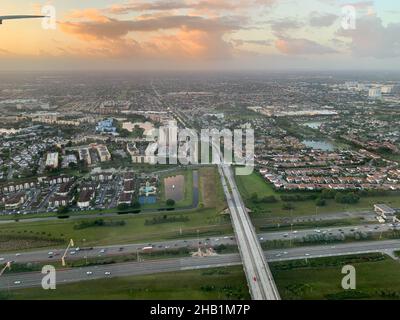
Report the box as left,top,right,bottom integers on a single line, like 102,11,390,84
0,15,46,24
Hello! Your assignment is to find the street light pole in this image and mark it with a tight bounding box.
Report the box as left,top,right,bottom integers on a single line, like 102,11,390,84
290,209,293,247
197,229,200,253
61,239,74,267
0,261,12,276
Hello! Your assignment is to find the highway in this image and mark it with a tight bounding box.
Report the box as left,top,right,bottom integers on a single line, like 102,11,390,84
218,163,280,300
0,220,395,265
1,239,400,291
0,161,282,299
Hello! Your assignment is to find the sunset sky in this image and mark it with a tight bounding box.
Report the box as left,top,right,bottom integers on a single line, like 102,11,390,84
0,0,400,71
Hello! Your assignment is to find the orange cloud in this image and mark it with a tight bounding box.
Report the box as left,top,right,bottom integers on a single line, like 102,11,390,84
148,28,232,59
275,38,336,55
106,0,277,17
66,8,110,23
59,10,243,60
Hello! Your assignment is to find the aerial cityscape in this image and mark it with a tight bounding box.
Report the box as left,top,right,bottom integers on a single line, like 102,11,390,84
0,0,400,308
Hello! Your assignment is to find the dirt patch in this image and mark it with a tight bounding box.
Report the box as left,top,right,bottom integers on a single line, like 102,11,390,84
200,167,218,208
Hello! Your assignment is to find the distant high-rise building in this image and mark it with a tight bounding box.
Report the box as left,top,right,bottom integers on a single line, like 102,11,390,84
381,86,393,94
357,83,367,91
369,88,382,98
345,81,358,90
46,152,59,168
392,85,400,94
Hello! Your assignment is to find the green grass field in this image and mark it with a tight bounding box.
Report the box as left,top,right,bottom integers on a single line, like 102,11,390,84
236,172,400,219
273,254,400,300
255,217,366,232
0,208,232,252
2,266,249,300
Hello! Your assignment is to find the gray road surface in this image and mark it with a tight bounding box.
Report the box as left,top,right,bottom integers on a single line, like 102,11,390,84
1,239,400,291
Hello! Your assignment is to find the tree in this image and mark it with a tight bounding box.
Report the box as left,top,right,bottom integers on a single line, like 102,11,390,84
261,196,278,203
68,162,77,169
250,193,259,202
316,198,326,207
166,199,175,207
321,189,336,199
57,206,69,215
132,201,141,209
117,203,129,211
282,202,294,210
335,192,360,204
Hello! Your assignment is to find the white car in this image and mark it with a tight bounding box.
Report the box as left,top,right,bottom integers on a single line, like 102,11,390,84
259,237,264,241
99,249,106,254
70,251,76,255
48,252,54,255
105,271,111,275
14,281,22,285
86,271,93,275
15,253,21,257
305,253,310,256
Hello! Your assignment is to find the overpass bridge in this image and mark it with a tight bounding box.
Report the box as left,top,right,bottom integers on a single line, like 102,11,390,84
218,163,280,300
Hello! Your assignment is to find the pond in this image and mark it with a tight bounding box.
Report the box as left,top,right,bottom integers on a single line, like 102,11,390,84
164,174,185,202
302,139,335,151
192,171,199,208
139,196,156,205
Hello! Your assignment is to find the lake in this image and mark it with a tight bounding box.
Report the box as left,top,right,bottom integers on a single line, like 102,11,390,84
302,140,335,151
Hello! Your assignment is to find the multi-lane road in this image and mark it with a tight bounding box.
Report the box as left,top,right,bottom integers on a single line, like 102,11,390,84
0,220,394,265
1,239,400,291
0,161,282,299
218,163,280,300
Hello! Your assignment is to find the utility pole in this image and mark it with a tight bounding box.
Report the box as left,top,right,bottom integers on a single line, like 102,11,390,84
136,248,141,262
82,238,87,264
290,209,293,247
197,229,200,254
